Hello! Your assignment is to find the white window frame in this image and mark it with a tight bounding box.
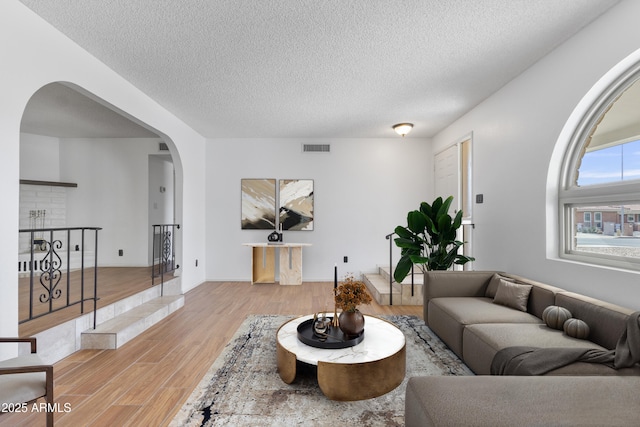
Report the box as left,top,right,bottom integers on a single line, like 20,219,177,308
559,58,640,271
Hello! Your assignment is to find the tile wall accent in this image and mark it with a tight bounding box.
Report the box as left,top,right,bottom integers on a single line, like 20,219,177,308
18,183,67,253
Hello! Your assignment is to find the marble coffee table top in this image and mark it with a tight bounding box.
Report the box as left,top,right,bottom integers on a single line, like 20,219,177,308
276,314,405,365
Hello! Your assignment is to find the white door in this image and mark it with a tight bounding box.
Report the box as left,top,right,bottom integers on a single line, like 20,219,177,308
434,144,459,214
433,139,474,269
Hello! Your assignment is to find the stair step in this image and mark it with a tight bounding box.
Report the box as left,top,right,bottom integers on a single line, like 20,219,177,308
363,273,400,306
81,295,184,349
378,266,424,285
364,265,424,306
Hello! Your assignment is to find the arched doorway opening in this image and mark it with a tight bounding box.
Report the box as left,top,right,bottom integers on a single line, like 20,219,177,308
18,81,181,336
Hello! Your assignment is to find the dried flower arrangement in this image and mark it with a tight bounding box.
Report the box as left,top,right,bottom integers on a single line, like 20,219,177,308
334,274,372,312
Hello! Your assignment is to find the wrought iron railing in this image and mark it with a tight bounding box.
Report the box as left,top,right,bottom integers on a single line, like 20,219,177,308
385,231,415,306
152,224,180,295
18,227,101,329
385,232,395,305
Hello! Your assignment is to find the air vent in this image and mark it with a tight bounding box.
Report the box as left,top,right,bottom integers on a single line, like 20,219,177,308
302,144,330,153
159,142,169,151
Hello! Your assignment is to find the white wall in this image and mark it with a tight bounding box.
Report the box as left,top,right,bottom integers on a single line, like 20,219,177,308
149,156,175,226
60,138,161,266
206,138,431,281
20,133,60,181
433,0,640,310
0,1,207,357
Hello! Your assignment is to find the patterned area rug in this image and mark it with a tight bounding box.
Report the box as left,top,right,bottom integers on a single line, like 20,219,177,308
171,315,473,427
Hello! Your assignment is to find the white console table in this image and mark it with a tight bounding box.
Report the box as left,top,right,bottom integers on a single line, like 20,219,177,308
243,243,311,285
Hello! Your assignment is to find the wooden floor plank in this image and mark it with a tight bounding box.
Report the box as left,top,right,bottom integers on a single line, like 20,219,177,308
88,405,142,427
1,280,422,426
123,387,188,427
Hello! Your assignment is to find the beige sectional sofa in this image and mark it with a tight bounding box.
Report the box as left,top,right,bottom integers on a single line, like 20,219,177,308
405,270,640,426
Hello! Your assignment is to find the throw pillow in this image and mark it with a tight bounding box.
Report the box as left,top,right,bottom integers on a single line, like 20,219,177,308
485,273,506,298
493,279,532,312
564,318,590,339
542,305,572,330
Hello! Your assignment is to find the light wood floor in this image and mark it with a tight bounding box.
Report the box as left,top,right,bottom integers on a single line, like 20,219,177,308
2,280,422,426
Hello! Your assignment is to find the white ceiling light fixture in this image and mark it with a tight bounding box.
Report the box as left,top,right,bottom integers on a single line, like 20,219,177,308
393,123,413,137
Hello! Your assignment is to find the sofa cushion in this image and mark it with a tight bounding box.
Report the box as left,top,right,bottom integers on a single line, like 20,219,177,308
486,273,564,318
556,291,634,350
493,279,531,312
405,376,640,427
425,271,500,324
484,273,506,298
462,323,607,375
428,297,542,357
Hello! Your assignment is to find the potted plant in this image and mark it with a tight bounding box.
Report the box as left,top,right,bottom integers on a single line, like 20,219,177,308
334,274,372,337
393,196,474,283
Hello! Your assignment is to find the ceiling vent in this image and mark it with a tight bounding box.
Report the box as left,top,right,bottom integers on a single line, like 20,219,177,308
302,144,330,153
159,142,169,151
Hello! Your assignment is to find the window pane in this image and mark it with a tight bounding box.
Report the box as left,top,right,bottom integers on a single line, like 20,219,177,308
577,139,640,186
569,204,640,260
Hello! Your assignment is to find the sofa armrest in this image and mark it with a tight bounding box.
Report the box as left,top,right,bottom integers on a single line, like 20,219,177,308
424,271,499,322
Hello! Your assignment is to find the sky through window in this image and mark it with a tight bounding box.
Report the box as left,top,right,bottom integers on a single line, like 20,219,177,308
578,139,640,186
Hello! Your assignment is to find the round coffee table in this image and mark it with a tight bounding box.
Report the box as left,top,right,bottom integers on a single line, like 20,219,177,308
276,314,406,401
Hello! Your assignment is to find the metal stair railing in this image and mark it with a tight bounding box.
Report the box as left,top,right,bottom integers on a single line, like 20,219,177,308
152,224,180,296
385,231,415,306
385,232,395,305
18,226,102,329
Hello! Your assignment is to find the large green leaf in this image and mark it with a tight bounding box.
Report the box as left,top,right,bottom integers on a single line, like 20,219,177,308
453,209,463,229
437,196,453,220
393,255,414,283
431,196,444,216
424,215,437,237
394,237,421,250
407,210,427,234
454,255,475,264
409,255,429,264
437,213,452,232
419,201,433,218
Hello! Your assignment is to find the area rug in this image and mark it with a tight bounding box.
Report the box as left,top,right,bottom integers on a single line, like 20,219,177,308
171,315,473,427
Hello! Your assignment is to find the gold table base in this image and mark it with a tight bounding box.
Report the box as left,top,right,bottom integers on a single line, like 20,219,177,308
276,318,406,401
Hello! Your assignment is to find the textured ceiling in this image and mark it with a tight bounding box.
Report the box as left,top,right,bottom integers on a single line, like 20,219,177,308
18,0,619,139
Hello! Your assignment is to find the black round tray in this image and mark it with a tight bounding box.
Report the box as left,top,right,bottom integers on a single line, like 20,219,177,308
297,317,364,349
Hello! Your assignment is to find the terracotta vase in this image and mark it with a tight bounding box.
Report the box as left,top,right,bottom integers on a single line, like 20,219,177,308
338,310,365,338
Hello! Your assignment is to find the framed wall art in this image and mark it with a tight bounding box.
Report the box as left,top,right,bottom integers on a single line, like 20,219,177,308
279,179,314,231
241,178,276,229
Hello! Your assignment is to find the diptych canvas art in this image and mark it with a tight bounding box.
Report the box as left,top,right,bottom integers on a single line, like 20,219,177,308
241,178,314,231
279,179,314,231
241,179,276,230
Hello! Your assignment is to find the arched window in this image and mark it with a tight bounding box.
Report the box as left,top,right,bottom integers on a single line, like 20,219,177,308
559,61,640,271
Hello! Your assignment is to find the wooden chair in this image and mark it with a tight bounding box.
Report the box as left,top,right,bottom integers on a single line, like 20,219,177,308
0,337,54,426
